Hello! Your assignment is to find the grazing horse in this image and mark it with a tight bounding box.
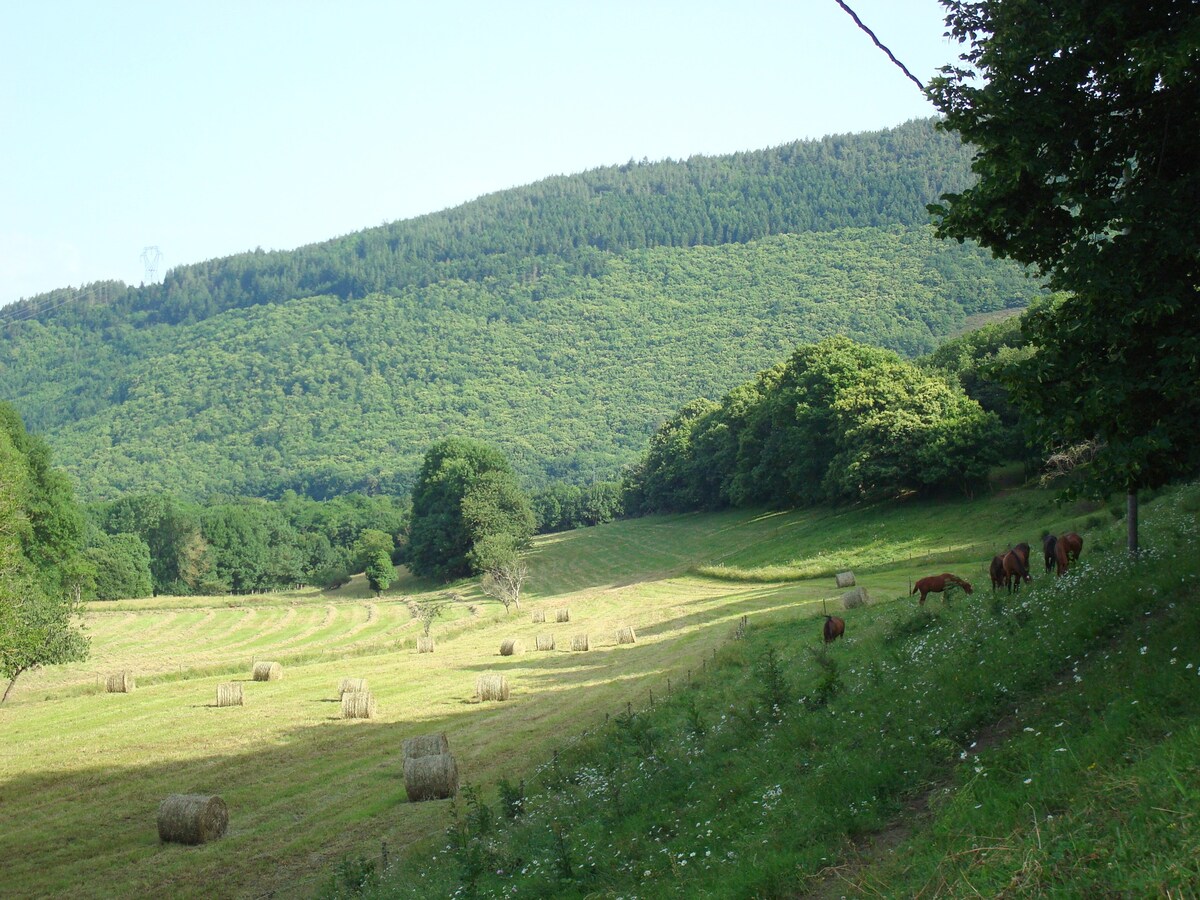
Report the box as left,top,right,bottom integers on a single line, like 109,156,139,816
1043,534,1058,573
823,615,845,643
989,555,1007,593
1002,548,1033,593
1013,542,1031,569
911,574,974,605
1055,532,1084,576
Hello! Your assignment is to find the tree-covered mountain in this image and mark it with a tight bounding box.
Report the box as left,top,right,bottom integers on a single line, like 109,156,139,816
0,120,1042,501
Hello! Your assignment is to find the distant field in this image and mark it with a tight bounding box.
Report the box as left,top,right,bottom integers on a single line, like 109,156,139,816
0,487,1092,898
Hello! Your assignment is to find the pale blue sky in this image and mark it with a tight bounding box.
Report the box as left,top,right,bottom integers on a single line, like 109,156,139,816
0,0,959,308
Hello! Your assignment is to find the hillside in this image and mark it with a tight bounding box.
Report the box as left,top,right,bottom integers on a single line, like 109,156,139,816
3,484,1196,898
0,120,1040,500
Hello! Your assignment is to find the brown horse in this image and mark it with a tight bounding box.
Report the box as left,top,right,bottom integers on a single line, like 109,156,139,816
1013,542,1031,568
823,615,845,643
1002,548,1033,593
989,555,1006,592
1055,532,1084,576
912,574,974,605
1043,534,1058,573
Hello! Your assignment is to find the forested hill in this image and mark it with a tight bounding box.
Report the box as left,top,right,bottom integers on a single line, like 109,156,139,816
9,119,970,329
0,120,1041,501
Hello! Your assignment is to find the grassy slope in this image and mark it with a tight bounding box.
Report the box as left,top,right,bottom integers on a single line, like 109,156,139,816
2,485,1190,898
354,486,1200,898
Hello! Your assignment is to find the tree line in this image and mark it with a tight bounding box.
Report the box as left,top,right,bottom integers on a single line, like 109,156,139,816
6,119,974,332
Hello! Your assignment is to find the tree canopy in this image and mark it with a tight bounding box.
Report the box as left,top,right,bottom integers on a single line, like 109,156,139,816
623,336,1001,514
408,439,534,582
0,402,89,701
929,0,1200,499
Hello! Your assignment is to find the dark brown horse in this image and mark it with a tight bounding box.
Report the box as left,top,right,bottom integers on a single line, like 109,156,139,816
1002,548,1033,593
1043,534,1058,573
912,574,974,605
1055,532,1084,575
989,555,1006,592
823,615,845,643
1013,542,1031,568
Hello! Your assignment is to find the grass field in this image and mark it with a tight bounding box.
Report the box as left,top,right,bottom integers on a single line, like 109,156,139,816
1,487,1101,898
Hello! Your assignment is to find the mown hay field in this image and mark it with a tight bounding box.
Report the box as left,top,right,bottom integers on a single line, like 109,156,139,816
0,490,1086,898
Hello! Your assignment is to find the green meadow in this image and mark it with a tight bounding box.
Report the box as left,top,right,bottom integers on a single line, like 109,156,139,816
3,484,1189,898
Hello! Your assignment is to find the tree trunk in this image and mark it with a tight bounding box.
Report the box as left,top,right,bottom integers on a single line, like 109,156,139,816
1127,489,1139,556
2,669,26,704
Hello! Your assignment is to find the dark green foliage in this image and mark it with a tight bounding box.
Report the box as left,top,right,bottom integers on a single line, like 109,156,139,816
200,501,304,594
530,481,623,533
0,402,89,701
84,532,153,601
929,1,1200,498
364,551,393,596
83,491,407,596
625,336,1001,514
408,439,532,582
0,121,1040,503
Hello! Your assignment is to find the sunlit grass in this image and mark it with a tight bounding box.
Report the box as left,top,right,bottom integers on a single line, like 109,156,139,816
0,484,1110,898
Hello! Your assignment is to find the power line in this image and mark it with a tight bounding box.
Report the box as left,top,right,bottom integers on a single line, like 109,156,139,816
834,0,928,93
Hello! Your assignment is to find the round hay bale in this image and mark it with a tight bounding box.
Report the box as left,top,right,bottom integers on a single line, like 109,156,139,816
570,634,590,652
476,674,510,702
403,753,459,802
403,733,450,760
105,671,136,693
555,608,570,623
499,638,524,656
416,635,435,654
535,634,555,651
215,683,243,707
157,794,228,845
252,661,282,682
616,626,637,645
531,609,546,624
841,586,871,609
341,689,377,719
835,571,856,588
338,677,368,696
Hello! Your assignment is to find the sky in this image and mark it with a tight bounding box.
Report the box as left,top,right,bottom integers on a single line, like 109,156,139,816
0,0,961,309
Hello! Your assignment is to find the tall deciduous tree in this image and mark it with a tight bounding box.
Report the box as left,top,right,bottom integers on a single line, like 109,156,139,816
408,439,533,582
929,0,1200,550
0,403,89,702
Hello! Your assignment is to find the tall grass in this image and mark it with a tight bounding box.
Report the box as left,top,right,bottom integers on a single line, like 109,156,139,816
346,486,1200,898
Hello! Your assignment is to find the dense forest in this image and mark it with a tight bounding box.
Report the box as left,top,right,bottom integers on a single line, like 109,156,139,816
6,120,974,330
0,119,1041,502
622,316,1033,514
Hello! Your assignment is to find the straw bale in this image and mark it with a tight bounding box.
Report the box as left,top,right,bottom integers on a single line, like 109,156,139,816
531,609,546,624
252,661,282,681
215,683,243,707
616,626,637,645
403,733,450,760
841,586,871,609
157,794,228,845
338,677,368,695
834,571,856,588
499,638,524,656
570,634,590,652
555,608,570,623
341,689,377,719
105,671,136,693
535,634,555,651
476,674,510,702
403,753,459,802
417,635,435,654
